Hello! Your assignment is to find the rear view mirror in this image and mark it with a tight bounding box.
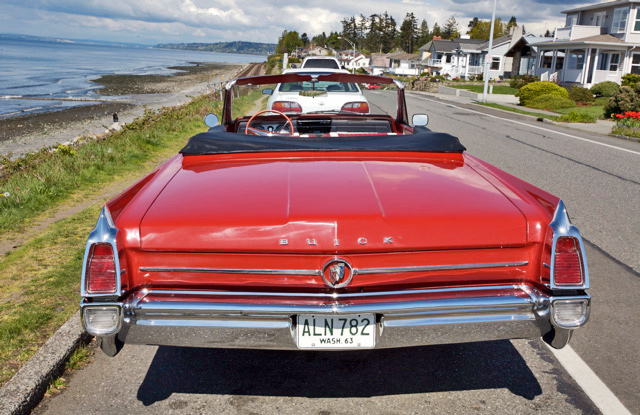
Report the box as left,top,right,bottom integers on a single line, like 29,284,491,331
262,88,273,95
204,113,219,127
413,114,429,127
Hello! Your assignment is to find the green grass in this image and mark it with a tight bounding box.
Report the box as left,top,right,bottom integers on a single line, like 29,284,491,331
475,102,559,121
554,105,605,119
0,88,265,386
451,84,518,95
0,88,263,235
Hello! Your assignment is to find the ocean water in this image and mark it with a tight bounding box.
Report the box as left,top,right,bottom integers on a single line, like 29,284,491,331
0,37,266,118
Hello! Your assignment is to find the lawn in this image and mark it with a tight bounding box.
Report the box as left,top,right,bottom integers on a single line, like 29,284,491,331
555,105,605,119
451,84,519,95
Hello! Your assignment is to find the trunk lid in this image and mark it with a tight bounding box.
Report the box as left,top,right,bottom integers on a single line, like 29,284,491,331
139,155,527,252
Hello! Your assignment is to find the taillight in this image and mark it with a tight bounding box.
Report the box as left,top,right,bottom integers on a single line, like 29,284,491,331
554,236,584,285
86,243,117,294
272,101,302,113
341,102,369,113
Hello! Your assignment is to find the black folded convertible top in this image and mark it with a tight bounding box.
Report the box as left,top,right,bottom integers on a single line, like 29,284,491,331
180,126,466,155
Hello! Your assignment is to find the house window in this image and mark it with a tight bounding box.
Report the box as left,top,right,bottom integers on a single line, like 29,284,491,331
567,14,578,27
632,53,640,74
594,12,606,27
612,7,629,33
635,9,640,31
490,56,501,70
598,53,610,70
568,50,585,70
610,53,620,71
445,54,452,63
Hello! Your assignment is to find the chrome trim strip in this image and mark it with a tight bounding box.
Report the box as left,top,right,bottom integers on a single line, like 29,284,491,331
80,206,121,298
353,262,528,275
139,267,320,276
139,261,528,277
549,200,590,290
142,284,525,300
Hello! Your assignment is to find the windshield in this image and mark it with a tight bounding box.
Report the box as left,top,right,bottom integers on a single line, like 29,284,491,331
302,59,340,69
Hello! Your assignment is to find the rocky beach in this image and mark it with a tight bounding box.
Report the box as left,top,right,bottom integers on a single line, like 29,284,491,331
0,62,245,158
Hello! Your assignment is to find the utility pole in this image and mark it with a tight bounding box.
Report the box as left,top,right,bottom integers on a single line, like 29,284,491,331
482,0,498,103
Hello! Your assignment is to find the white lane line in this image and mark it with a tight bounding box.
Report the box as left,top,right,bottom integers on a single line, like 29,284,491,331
416,96,640,157
546,344,632,415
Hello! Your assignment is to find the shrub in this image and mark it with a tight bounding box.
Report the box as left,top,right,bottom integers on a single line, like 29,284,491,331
567,86,595,104
527,94,576,110
622,73,640,88
557,111,597,123
604,85,640,118
509,75,538,90
517,81,569,106
590,81,620,98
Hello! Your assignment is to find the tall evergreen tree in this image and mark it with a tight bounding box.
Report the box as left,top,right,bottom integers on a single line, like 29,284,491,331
468,17,479,31
301,33,309,46
506,16,518,33
442,16,459,39
398,12,418,52
432,23,441,38
417,19,431,48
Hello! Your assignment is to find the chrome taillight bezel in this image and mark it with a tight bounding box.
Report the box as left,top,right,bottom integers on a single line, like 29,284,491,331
549,200,589,290
80,206,121,298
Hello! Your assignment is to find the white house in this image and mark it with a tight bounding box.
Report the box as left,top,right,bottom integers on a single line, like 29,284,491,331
535,0,640,87
387,53,422,76
344,54,370,71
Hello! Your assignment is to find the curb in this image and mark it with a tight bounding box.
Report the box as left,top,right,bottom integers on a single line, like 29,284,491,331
0,310,89,415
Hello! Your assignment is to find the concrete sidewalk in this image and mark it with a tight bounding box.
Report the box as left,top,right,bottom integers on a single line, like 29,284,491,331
409,89,616,138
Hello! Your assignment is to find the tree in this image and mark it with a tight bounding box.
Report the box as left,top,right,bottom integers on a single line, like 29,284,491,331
366,14,384,53
357,14,368,48
398,12,419,52
417,19,431,48
468,18,507,40
301,33,309,46
380,11,397,53
468,17,479,31
544,29,553,37
506,16,518,33
442,16,459,39
432,22,441,38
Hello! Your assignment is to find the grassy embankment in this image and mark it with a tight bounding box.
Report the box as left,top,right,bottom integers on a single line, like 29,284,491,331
0,89,263,386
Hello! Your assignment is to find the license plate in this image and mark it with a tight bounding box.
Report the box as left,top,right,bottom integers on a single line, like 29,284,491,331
296,314,376,349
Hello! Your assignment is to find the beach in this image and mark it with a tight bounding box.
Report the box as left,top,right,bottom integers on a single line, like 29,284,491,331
0,62,246,157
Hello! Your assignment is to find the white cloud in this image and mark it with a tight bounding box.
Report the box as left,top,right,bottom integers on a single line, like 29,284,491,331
0,0,580,44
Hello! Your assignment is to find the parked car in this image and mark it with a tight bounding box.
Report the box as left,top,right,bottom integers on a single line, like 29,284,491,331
300,56,341,69
266,68,370,114
366,83,381,90
80,72,590,357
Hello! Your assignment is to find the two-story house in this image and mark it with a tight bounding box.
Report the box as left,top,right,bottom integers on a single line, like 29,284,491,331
535,0,640,87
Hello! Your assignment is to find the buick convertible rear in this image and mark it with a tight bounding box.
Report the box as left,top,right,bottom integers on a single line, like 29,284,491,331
80,73,590,357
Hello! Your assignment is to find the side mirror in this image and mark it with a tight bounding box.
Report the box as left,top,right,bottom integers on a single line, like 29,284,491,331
262,88,273,95
412,114,429,127
204,113,219,127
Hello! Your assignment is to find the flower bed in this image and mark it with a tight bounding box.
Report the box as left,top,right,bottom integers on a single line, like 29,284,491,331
612,111,640,139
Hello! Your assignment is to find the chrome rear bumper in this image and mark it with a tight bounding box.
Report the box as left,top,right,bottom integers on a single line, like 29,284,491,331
81,284,590,355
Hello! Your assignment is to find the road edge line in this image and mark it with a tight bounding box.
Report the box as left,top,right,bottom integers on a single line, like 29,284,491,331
546,344,632,415
0,310,89,415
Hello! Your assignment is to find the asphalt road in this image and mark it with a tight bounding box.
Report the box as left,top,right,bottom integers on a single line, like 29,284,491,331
33,91,639,415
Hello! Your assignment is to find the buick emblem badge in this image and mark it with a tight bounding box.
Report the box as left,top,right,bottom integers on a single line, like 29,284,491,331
322,259,353,289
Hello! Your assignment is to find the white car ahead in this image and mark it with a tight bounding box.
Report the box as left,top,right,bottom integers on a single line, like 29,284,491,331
266,69,370,114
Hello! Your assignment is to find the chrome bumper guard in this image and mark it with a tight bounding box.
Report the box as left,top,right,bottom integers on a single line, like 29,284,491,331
81,284,590,354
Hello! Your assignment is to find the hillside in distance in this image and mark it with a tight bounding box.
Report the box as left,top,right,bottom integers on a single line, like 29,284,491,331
155,41,276,55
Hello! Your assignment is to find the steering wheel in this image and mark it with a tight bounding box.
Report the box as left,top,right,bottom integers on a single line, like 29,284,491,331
245,109,295,136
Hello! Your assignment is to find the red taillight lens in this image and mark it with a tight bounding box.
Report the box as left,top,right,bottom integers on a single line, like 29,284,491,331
272,101,302,113
86,243,117,294
554,237,584,285
341,102,369,113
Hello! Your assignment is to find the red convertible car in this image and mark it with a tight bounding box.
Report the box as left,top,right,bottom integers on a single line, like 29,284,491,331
80,73,590,357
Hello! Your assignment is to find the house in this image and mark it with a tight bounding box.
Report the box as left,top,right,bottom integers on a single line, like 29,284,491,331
305,46,331,56
418,35,513,80
345,54,371,72
369,53,395,75
505,34,550,76
534,0,640,87
387,53,422,76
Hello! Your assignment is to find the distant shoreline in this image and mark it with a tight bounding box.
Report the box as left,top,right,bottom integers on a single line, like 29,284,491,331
0,62,246,157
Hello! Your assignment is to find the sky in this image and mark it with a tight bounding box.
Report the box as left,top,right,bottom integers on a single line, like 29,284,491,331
0,0,593,45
